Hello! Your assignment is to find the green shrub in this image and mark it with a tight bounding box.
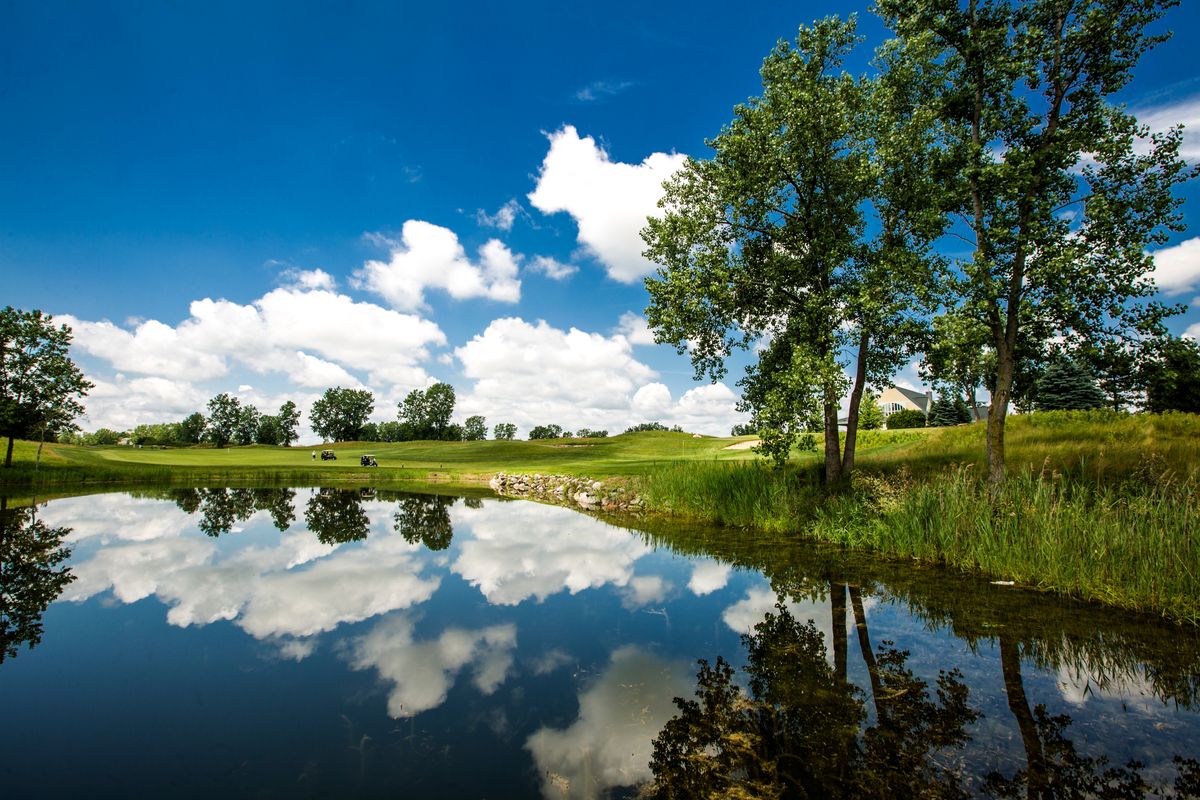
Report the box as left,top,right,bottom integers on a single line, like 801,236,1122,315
886,409,927,429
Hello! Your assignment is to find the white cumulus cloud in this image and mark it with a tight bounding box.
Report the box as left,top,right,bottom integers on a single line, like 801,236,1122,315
353,220,521,310
615,312,656,346
1148,237,1200,296
1134,95,1200,162
452,500,650,605
528,255,578,281
526,646,695,799
528,126,685,283
348,614,517,718
455,316,747,436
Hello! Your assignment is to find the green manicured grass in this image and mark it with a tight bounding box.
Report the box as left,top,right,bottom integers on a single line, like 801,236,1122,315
0,431,769,488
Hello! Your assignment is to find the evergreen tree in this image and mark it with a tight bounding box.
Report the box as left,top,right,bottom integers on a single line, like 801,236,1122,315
928,395,971,427
1035,359,1105,412
858,393,884,431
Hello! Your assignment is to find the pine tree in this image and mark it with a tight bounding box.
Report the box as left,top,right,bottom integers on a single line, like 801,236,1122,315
1035,359,1105,411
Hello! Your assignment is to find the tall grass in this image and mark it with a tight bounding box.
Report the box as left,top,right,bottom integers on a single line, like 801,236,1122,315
810,462,1200,621
638,461,825,531
637,412,1200,621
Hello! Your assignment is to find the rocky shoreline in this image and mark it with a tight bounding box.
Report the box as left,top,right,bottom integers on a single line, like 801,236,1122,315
488,472,645,513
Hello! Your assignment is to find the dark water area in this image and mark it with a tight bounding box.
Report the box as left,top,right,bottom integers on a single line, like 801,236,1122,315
1,487,1199,798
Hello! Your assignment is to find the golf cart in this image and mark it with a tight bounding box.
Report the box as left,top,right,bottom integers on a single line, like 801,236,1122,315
320,449,337,461
360,454,378,467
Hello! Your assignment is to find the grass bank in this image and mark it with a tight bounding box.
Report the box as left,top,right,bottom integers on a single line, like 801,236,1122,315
637,411,1200,621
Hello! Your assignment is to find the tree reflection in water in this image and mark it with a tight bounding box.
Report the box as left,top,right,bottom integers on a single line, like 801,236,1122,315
0,498,75,663
649,601,978,799
170,487,297,536
304,488,370,545
392,494,456,551
989,630,1200,800
650,592,1200,799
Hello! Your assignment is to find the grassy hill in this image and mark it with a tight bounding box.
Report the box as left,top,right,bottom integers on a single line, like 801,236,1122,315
0,429,785,488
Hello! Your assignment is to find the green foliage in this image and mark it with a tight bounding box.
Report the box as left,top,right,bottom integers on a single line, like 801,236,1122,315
624,422,680,434
0,307,93,465
463,415,487,441
922,312,992,412
859,392,884,431
397,382,458,440
274,400,300,446
0,500,76,662
178,412,206,444
304,489,369,545
393,494,456,551
927,395,971,427
730,422,756,436
205,393,241,448
1036,358,1106,411
876,0,1196,486
131,423,182,446
311,386,374,442
89,428,126,446
642,17,945,483
492,422,517,440
649,603,978,799
233,404,260,446
575,428,608,438
1144,336,1200,414
528,424,564,440
886,408,927,429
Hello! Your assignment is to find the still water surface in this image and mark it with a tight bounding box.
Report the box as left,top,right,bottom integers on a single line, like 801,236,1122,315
2,487,1199,797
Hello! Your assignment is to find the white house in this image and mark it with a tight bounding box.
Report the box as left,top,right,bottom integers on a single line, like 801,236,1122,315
877,386,933,417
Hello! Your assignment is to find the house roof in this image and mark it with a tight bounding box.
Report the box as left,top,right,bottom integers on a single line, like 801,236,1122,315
893,385,929,408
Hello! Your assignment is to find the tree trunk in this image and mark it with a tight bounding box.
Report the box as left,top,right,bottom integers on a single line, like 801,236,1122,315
850,584,884,720
35,424,45,470
822,398,843,486
830,580,848,681
987,340,1015,495
1000,633,1049,799
840,332,870,478
4,435,13,467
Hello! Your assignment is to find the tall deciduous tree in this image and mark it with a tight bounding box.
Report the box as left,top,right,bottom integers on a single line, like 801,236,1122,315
310,387,374,442
642,17,944,483
205,393,241,449
397,382,458,440
876,0,1195,491
0,307,92,467
463,415,487,441
275,401,301,446
492,422,517,440
179,412,207,445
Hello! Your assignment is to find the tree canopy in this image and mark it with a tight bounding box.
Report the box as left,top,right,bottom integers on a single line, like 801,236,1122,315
642,16,944,483
877,0,1195,489
1144,336,1200,414
0,307,93,466
310,387,374,442
397,382,458,441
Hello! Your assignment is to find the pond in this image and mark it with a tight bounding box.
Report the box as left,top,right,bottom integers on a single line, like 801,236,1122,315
2,487,1199,798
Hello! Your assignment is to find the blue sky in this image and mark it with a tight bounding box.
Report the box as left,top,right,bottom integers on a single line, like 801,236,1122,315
4,1,1200,440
